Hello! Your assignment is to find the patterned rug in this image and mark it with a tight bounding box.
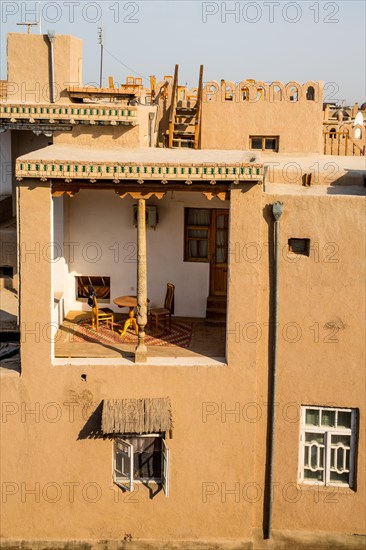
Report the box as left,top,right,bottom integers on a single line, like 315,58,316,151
72,320,193,348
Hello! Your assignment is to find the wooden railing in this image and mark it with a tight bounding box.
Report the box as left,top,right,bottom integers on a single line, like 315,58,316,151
194,65,204,150
324,130,365,156
0,103,138,125
16,159,264,182
168,64,179,148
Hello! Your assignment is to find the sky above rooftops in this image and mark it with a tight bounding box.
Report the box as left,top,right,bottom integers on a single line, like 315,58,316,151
1,0,365,105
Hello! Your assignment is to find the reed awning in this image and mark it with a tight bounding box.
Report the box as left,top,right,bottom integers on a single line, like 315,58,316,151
101,398,172,435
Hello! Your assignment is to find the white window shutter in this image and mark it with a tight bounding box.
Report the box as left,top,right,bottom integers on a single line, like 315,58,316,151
162,439,170,497
114,438,134,492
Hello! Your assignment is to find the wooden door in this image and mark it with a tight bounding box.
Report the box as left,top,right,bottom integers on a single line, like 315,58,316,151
210,209,229,296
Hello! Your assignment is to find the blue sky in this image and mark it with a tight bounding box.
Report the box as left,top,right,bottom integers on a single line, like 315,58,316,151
1,1,365,104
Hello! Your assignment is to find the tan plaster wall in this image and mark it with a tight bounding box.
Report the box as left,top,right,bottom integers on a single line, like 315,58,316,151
253,192,366,534
201,98,324,153
53,125,140,148
0,183,365,546
53,106,157,148
7,34,82,103
11,130,50,192
156,81,324,153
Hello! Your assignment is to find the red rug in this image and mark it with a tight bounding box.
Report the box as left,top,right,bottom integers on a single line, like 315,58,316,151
72,320,193,348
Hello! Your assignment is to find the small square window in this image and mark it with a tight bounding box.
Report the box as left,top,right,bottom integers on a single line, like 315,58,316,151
288,238,310,256
250,136,279,151
265,138,278,151
251,138,263,150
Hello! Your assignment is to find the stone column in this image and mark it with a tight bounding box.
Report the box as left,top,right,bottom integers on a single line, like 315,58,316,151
135,198,148,362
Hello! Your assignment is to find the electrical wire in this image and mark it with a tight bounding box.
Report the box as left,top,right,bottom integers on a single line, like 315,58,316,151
103,47,150,82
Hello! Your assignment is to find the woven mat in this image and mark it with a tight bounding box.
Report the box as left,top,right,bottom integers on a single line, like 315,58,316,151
72,320,193,348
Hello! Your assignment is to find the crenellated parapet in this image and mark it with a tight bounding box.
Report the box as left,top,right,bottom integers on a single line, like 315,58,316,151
156,79,321,104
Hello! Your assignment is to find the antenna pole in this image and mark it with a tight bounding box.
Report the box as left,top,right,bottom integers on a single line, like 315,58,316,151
98,21,104,88
38,1,42,34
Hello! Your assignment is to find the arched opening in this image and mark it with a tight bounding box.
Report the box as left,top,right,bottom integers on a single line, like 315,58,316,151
306,86,315,101
288,86,299,102
257,87,265,101
241,87,249,101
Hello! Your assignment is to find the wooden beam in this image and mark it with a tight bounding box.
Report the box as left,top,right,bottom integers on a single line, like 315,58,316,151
203,191,229,201
51,182,233,195
194,64,204,150
116,191,166,200
135,199,147,363
168,64,179,148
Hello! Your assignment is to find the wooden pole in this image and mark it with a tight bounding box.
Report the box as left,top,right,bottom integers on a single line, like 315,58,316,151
194,64,204,150
168,64,179,148
135,198,148,363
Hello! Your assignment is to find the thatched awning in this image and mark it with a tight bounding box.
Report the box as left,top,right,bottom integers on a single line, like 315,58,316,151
101,398,172,435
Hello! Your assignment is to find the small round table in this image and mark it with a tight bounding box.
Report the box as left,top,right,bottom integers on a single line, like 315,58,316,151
113,296,150,337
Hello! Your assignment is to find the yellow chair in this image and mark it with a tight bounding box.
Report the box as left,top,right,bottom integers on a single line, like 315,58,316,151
91,294,114,332
150,283,175,333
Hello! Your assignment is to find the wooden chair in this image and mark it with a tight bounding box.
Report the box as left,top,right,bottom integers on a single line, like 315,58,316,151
91,294,114,332
150,283,175,333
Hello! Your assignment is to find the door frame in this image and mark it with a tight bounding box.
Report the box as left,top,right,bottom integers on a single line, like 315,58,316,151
209,209,229,296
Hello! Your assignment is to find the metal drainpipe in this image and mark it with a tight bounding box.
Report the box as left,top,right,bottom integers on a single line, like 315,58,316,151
149,112,155,147
266,201,283,539
47,31,56,103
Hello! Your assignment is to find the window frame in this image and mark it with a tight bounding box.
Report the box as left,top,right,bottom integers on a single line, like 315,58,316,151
76,275,111,303
113,434,170,496
299,406,357,489
249,135,279,152
184,208,212,263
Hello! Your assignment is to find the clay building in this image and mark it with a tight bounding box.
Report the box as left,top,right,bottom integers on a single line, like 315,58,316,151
0,32,365,549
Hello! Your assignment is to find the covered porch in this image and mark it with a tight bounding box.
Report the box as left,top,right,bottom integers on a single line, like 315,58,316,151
16,146,264,364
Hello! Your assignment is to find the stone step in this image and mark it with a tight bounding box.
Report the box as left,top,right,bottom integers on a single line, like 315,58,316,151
205,319,226,328
206,310,226,321
207,296,227,309
206,305,226,315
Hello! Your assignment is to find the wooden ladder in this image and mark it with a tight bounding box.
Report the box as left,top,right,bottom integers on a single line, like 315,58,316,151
168,65,204,149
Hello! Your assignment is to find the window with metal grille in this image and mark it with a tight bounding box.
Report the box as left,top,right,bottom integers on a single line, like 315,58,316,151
299,406,357,488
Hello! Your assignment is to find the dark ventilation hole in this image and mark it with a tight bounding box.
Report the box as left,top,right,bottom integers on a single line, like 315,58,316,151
288,238,310,256
81,374,87,382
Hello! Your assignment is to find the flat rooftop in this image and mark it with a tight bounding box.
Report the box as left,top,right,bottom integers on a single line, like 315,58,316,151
18,145,260,165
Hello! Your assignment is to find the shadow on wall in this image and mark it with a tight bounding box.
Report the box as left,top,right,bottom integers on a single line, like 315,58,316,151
261,203,276,539
78,401,107,440
327,169,366,194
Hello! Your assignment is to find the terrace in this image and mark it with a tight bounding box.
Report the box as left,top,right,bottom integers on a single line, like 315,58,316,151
16,145,264,365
